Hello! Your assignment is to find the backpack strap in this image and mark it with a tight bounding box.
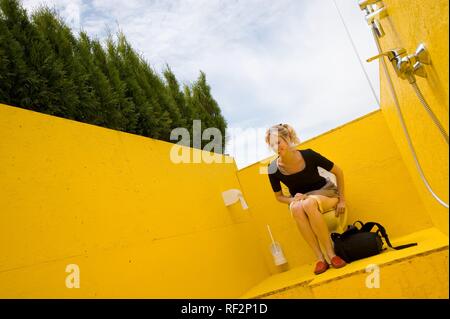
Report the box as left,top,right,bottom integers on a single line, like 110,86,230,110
353,221,364,229
360,222,418,250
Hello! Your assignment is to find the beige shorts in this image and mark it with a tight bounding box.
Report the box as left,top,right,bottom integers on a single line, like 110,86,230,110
288,178,339,217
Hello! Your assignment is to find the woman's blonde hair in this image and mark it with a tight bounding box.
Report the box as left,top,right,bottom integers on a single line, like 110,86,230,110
265,123,301,150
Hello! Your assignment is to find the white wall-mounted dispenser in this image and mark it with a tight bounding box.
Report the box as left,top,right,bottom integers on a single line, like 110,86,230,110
222,189,248,210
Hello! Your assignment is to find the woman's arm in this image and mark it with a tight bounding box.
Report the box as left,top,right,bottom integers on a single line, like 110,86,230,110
274,190,295,205
330,164,346,216
330,164,345,202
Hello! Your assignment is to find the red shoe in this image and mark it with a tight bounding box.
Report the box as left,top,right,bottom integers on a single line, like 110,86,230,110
314,261,330,275
330,256,347,269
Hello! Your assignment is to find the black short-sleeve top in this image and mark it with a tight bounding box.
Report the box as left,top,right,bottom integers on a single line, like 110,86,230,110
267,148,335,196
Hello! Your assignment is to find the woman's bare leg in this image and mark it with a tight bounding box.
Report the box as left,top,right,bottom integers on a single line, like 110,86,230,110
308,194,341,214
301,197,339,260
290,201,326,262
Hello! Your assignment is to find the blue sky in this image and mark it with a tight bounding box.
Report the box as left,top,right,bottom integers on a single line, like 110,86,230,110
22,0,381,169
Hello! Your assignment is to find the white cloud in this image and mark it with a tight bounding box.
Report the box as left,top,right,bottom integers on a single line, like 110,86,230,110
21,0,381,169
21,0,84,29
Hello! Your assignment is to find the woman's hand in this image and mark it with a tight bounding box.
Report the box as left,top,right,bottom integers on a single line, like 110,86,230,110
335,199,346,217
293,193,307,201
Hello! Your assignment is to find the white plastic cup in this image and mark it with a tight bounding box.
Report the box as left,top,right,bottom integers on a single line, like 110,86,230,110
270,241,287,266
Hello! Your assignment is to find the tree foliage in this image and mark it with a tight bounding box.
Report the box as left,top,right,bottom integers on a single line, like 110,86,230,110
0,0,228,153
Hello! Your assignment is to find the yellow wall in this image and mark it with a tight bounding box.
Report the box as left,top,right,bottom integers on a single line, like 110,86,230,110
377,0,449,234
0,1,447,297
0,103,270,298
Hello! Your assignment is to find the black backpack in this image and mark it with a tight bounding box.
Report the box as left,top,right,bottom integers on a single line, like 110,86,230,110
331,221,418,263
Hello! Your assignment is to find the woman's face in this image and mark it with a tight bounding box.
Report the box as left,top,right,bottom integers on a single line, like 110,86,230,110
269,134,290,156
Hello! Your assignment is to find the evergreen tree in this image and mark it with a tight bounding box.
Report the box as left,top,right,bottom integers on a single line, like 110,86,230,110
1,0,77,117
141,61,185,142
31,7,80,119
0,0,227,150
190,71,228,152
114,32,157,137
182,85,195,144
104,35,137,132
0,17,14,103
163,65,189,129
0,0,42,109
91,39,124,129
75,32,108,125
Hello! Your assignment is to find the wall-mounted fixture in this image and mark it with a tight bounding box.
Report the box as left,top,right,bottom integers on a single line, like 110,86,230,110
222,189,248,210
367,43,431,84
358,0,383,10
355,0,449,208
359,0,387,37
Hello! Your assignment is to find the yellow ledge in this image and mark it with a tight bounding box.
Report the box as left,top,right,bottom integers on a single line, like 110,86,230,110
241,227,449,299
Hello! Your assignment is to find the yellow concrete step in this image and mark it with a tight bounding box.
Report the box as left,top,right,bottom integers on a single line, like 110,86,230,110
241,227,449,299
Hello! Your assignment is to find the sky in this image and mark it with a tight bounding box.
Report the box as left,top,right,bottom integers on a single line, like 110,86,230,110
22,0,381,169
